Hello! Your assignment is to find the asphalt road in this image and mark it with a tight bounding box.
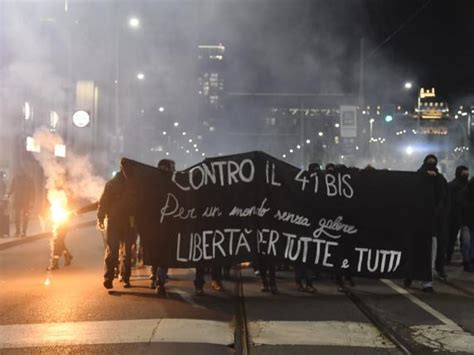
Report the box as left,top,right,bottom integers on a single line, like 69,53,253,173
1,224,474,354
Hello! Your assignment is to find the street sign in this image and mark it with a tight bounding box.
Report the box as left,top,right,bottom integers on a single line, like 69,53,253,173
340,106,357,138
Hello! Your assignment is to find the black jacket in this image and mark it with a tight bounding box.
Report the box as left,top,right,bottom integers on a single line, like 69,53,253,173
418,164,449,216
448,170,469,224
459,179,474,229
418,163,449,239
97,172,136,227
9,174,35,208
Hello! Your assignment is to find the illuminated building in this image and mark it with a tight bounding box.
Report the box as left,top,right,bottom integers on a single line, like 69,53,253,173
197,44,225,127
415,88,449,120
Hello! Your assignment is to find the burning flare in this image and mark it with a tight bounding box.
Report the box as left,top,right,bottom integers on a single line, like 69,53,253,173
44,271,52,286
48,189,69,233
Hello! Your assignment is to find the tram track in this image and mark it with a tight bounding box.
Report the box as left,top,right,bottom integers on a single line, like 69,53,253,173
439,279,474,299
341,285,416,354
229,270,473,354
231,270,419,355
232,265,250,355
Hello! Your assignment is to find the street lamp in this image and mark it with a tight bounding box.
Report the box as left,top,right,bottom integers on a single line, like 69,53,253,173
23,102,31,120
128,17,140,29
137,73,145,80
404,82,413,90
369,118,375,139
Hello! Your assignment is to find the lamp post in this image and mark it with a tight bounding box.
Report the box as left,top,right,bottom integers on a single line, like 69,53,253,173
369,118,375,140
113,13,141,168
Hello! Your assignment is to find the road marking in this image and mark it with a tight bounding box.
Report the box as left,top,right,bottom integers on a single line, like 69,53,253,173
381,279,474,352
0,318,233,349
248,320,395,348
411,324,474,353
380,279,461,330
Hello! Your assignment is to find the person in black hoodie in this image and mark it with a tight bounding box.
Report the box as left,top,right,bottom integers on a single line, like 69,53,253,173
98,159,137,289
446,165,469,263
417,154,449,290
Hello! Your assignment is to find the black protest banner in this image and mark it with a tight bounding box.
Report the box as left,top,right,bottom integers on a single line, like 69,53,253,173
126,151,434,281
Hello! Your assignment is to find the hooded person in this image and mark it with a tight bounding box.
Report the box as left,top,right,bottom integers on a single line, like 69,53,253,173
308,163,321,173
446,165,469,263
406,154,449,291
97,158,137,289
8,168,35,237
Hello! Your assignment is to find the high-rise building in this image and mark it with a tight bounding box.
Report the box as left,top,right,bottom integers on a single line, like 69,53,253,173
197,44,225,128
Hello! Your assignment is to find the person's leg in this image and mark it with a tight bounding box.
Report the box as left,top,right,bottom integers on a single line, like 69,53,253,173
55,227,72,264
294,264,305,291
21,208,29,236
304,266,315,290
252,260,260,276
464,228,474,271
48,235,60,270
223,262,231,279
55,231,66,263
470,230,474,264
154,265,169,295
150,264,158,288
422,236,437,292
435,236,447,279
267,262,277,293
446,221,459,263
460,226,471,266
121,238,133,287
156,266,169,286
104,225,120,288
211,264,223,290
194,266,205,294
258,257,269,291
14,206,21,236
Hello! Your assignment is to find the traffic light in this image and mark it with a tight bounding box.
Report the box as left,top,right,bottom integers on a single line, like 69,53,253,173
382,104,396,123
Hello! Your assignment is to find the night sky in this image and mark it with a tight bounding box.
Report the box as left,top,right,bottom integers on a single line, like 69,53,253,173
362,0,474,102
3,0,474,104
214,0,474,102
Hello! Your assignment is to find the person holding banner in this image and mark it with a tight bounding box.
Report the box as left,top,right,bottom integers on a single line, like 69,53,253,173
293,162,322,293
425,155,449,282
98,159,137,290
405,154,449,292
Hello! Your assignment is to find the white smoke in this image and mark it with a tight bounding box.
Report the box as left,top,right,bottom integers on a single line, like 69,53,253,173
33,127,105,204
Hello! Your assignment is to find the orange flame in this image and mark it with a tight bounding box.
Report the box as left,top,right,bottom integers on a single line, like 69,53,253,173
44,272,51,286
48,189,69,232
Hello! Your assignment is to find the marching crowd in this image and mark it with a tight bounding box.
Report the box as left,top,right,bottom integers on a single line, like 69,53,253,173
4,152,472,295
95,153,474,296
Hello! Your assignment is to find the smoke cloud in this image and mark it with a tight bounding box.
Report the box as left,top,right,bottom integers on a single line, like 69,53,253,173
33,127,105,204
